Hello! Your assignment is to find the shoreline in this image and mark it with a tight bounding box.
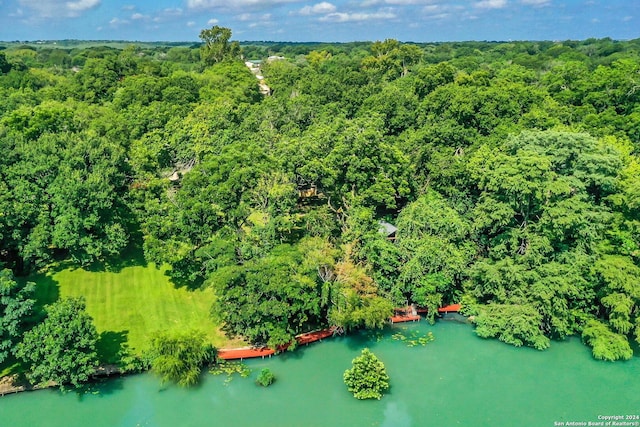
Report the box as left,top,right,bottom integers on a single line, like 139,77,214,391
0,374,55,396
0,364,123,397
0,312,463,397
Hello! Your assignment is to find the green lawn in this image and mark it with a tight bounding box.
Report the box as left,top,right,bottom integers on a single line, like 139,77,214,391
31,262,241,357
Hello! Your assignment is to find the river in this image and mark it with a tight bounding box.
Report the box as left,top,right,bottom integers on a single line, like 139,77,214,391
1,320,638,427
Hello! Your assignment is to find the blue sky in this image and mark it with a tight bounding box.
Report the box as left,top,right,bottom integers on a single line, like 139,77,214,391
0,0,638,42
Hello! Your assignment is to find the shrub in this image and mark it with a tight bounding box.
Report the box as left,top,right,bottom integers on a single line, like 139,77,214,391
256,368,275,387
343,348,389,400
149,330,215,387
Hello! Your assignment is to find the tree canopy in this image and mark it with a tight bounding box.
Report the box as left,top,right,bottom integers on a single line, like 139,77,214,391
0,268,34,364
343,348,390,400
15,297,99,389
149,330,215,387
2,34,640,372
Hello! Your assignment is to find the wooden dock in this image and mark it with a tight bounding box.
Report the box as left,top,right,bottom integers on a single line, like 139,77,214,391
296,327,336,345
390,314,421,323
217,347,276,361
438,303,461,313
217,327,337,361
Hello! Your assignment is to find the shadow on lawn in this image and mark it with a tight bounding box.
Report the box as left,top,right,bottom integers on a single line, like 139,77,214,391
83,240,148,274
164,269,205,291
22,271,60,323
97,330,130,365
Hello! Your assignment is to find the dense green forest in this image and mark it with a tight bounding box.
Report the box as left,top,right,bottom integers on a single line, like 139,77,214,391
1,31,640,387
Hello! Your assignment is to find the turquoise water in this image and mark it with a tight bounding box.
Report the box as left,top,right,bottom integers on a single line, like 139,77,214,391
1,321,638,427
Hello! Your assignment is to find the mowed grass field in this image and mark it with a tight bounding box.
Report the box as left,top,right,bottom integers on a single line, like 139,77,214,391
31,262,242,356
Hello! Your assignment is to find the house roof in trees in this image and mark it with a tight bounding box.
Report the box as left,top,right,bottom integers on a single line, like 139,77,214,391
378,221,397,237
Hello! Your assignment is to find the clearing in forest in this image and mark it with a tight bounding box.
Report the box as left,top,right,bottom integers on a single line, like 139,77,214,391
29,261,238,357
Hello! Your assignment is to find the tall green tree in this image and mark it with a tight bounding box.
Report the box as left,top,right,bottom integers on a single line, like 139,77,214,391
16,297,99,389
0,269,34,363
395,190,474,321
210,243,323,348
0,52,11,74
199,26,240,65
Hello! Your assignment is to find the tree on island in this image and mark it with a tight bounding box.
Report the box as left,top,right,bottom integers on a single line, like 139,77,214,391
256,368,275,387
16,297,99,390
343,348,390,400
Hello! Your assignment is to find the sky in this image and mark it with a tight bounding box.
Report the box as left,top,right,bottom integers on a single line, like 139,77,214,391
0,0,638,43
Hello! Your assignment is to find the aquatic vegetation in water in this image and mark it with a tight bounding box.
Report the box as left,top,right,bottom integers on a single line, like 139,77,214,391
364,331,385,342
392,330,434,347
210,361,251,385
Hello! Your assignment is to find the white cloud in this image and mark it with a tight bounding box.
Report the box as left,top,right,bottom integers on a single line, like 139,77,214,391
207,18,219,25
131,13,149,20
521,0,550,5
66,0,99,13
109,17,129,27
122,4,135,10
186,0,298,10
149,7,183,24
234,11,274,26
235,11,270,20
474,0,507,9
420,2,459,19
299,2,336,15
187,20,196,26
320,10,396,22
384,0,436,4
423,7,451,20
249,19,275,28
160,7,183,16
361,0,436,5
18,0,100,18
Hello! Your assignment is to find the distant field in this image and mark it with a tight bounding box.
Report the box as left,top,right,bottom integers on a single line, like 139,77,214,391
30,262,242,356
